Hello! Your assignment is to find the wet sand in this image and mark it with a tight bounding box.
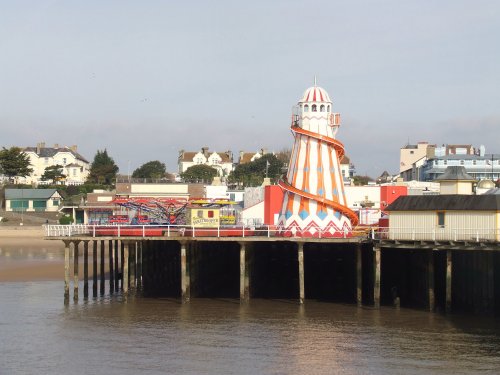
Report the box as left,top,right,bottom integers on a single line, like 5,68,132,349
0,227,66,282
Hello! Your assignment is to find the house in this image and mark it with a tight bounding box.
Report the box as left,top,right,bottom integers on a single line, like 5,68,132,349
4,188,62,212
385,195,500,241
239,149,268,164
178,147,234,177
22,143,90,185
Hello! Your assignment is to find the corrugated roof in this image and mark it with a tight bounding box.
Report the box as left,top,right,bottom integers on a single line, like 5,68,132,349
386,195,500,211
5,188,59,199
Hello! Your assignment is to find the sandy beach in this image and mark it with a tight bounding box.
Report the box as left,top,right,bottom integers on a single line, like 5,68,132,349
0,226,66,282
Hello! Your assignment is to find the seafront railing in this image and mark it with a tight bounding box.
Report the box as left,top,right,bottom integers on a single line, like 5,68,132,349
44,224,370,239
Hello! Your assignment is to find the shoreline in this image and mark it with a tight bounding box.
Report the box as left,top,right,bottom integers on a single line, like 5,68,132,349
1,226,66,282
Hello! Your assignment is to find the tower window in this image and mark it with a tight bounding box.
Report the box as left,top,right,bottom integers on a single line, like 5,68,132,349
320,105,325,112
327,105,330,112
304,105,309,112
312,104,317,112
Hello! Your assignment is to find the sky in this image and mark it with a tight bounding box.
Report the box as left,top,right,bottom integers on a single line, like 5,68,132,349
1,0,499,178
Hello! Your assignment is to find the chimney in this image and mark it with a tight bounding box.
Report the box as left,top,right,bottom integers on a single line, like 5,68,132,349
70,145,77,152
54,143,59,149
201,146,209,157
225,150,233,162
178,149,185,160
239,151,244,161
36,142,41,154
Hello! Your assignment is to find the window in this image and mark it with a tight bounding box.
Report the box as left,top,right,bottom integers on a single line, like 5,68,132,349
44,157,49,164
73,168,77,176
320,105,325,112
208,210,214,218
460,160,464,165
304,105,309,112
437,212,445,228
311,104,317,112
62,158,67,165
410,151,414,154
197,210,203,218
327,105,330,112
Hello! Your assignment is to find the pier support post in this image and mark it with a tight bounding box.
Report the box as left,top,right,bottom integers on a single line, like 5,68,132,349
180,241,190,303
92,240,97,297
130,242,136,292
123,241,129,295
73,241,80,302
356,244,362,307
100,240,105,295
446,250,452,314
374,246,381,309
240,242,250,303
137,241,143,291
121,241,125,290
64,240,71,303
114,240,119,290
298,242,305,305
83,241,89,299
109,240,114,293
428,250,435,312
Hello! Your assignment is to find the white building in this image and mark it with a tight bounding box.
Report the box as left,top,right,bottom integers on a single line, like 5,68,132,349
22,143,90,185
178,147,234,177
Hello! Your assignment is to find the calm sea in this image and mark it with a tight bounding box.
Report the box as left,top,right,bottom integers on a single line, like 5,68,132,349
1,246,500,374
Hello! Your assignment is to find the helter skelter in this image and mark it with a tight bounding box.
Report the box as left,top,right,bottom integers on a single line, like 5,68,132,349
277,81,358,237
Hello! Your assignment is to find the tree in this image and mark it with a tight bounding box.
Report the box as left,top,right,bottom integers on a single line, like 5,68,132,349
0,147,33,180
228,153,284,187
181,164,218,183
87,149,119,185
352,175,374,186
41,165,66,184
132,160,166,179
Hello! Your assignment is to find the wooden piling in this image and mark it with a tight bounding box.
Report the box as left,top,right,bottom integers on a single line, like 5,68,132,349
137,241,143,291
83,241,89,299
446,250,452,314
356,244,362,307
298,242,305,305
114,240,119,290
100,240,105,295
240,242,250,303
64,241,70,303
428,250,435,312
374,246,381,309
73,241,79,302
109,239,114,293
121,241,125,290
130,242,136,292
180,241,190,303
123,241,129,295
92,240,97,297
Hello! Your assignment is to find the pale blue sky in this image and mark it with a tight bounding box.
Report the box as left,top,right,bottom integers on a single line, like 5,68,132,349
1,0,499,177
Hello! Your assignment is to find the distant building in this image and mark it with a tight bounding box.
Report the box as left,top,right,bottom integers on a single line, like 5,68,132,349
21,142,90,185
399,142,435,181
4,188,62,212
239,149,268,164
178,147,234,177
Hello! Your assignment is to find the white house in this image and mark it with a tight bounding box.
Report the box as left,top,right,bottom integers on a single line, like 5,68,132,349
22,143,90,185
385,195,500,241
5,188,62,212
178,147,234,177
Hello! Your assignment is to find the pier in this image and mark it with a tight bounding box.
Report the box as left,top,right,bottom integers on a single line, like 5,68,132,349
46,224,500,315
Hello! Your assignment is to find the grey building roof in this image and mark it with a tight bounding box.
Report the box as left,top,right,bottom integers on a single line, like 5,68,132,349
23,146,89,163
5,188,59,200
436,166,475,181
386,195,500,211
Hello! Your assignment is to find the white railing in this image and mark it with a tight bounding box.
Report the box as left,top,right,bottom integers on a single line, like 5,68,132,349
373,227,500,242
44,224,373,239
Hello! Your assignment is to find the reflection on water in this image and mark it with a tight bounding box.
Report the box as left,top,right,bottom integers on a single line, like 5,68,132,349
1,282,500,375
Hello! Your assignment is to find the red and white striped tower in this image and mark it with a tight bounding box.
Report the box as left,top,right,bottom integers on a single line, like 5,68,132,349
277,83,358,237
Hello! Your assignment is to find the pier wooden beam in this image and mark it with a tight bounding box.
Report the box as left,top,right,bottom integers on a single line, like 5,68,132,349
123,241,129,295
180,241,190,303
73,241,80,302
83,241,89,300
64,240,71,303
109,240,114,293
100,240,105,295
356,244,362,307
298,242,305,305
130,242,137,292
428,250,435,312
240,242,250,303
374,246,381,309
121,241,125,290
92,240,97,297
137,241,143,291
446,250,452,314
114,240,119,290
